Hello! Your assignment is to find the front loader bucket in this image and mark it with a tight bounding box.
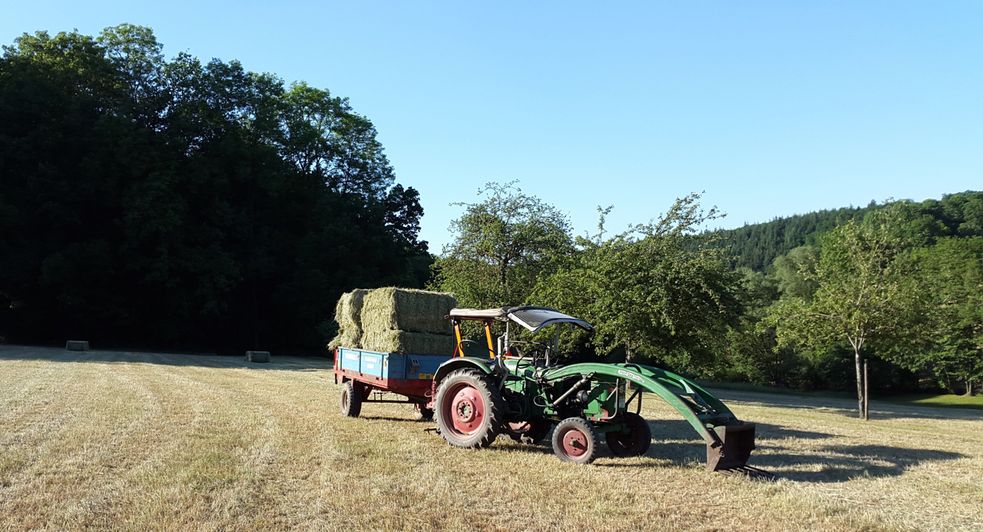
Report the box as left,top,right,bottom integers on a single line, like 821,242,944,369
706,422,756,471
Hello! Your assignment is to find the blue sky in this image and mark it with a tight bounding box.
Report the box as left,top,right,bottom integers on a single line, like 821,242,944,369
4,1,981,252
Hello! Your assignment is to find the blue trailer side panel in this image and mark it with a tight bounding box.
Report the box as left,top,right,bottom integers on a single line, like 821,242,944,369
339,347,387,378
337,348,450,381
403,354,448,380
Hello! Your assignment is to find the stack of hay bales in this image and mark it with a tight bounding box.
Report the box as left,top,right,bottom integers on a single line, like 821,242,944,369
329,287,457,355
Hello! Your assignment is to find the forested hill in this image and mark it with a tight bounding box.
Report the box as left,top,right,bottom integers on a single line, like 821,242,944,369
715,191,983,271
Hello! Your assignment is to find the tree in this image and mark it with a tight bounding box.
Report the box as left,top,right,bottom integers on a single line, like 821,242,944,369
713,191,983,272
905,237,983,394
768,205,922,418
0,26,430,352
771,245,818,299
531,194,742,373
431,182,574,308
720,268,796,387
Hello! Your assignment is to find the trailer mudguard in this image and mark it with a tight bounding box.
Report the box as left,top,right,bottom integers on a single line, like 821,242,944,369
542,362,755,470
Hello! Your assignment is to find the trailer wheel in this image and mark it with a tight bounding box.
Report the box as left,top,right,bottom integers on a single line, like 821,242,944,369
552,417,599,464
434,368,504,448
605,412,652,457
340,380,362,418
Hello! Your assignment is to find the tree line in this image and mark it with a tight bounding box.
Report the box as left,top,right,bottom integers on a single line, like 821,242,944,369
2,26,979,409
714,192,983,271
432,184,983,411
0,26,430,352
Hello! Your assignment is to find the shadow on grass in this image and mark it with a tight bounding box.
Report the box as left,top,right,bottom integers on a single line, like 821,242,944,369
0,344,330,371
505,419,965,483
644,419,966,482
344,414,965,483
352,415,432,424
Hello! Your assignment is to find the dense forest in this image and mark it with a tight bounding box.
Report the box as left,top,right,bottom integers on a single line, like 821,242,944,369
2,26,980,404
0,26,430,352
715,191,983,270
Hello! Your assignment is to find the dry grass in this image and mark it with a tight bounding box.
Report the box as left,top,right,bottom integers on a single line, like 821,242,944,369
1,345,980,531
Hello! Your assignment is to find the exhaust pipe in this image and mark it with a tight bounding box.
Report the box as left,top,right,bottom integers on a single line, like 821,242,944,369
706,422,756,472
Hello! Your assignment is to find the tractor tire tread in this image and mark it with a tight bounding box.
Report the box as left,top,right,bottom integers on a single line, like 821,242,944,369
552,416,599,464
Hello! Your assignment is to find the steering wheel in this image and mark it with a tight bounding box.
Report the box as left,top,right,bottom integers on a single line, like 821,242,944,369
508,340,550,362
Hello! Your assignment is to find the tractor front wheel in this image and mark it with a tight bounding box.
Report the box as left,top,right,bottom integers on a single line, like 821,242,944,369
605,412,652,457
340,380,363,418
552,417,599,464
434,369,504,448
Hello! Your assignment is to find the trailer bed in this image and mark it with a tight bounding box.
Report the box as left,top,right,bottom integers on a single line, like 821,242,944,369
333,347,450,402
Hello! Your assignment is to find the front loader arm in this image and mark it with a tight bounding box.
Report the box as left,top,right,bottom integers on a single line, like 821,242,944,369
542,362,755,471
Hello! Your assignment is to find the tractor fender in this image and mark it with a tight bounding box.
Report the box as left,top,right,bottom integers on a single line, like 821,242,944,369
432,357,496,388
541,362,738,447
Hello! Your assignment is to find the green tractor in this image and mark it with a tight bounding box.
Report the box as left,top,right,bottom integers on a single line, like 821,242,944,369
430,306,756,471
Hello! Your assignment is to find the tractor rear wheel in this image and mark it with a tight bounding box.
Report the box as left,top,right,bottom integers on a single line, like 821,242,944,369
605,412,651,457
434,369,504,448
340,380,362,418
552,417,599,464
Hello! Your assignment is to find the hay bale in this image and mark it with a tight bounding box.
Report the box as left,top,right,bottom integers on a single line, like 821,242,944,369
335,289,368,334
360,330,455,355
328,289,369,350
65,340,89,351
327,330,360,351
360,288,457,335
245,350,271,363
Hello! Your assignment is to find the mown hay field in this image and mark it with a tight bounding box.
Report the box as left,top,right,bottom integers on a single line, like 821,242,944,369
1,346,980,531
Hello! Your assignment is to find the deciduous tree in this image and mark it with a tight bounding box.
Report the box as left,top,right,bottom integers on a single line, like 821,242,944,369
768,205,922,418
532,194,742,373
432,182,574,308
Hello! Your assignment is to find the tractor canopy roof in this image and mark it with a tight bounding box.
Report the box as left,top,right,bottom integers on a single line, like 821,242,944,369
448,306,593,333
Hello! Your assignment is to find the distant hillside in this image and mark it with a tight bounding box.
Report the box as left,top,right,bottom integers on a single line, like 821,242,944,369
715,191,983,271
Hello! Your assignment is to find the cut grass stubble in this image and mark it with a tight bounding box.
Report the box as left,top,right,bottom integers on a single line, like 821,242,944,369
0,346,980,531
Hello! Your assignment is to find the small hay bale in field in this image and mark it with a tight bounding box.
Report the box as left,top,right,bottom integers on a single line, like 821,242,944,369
245,350,271,363
65,340,89,351
360,330,455,355
360,287,457,335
